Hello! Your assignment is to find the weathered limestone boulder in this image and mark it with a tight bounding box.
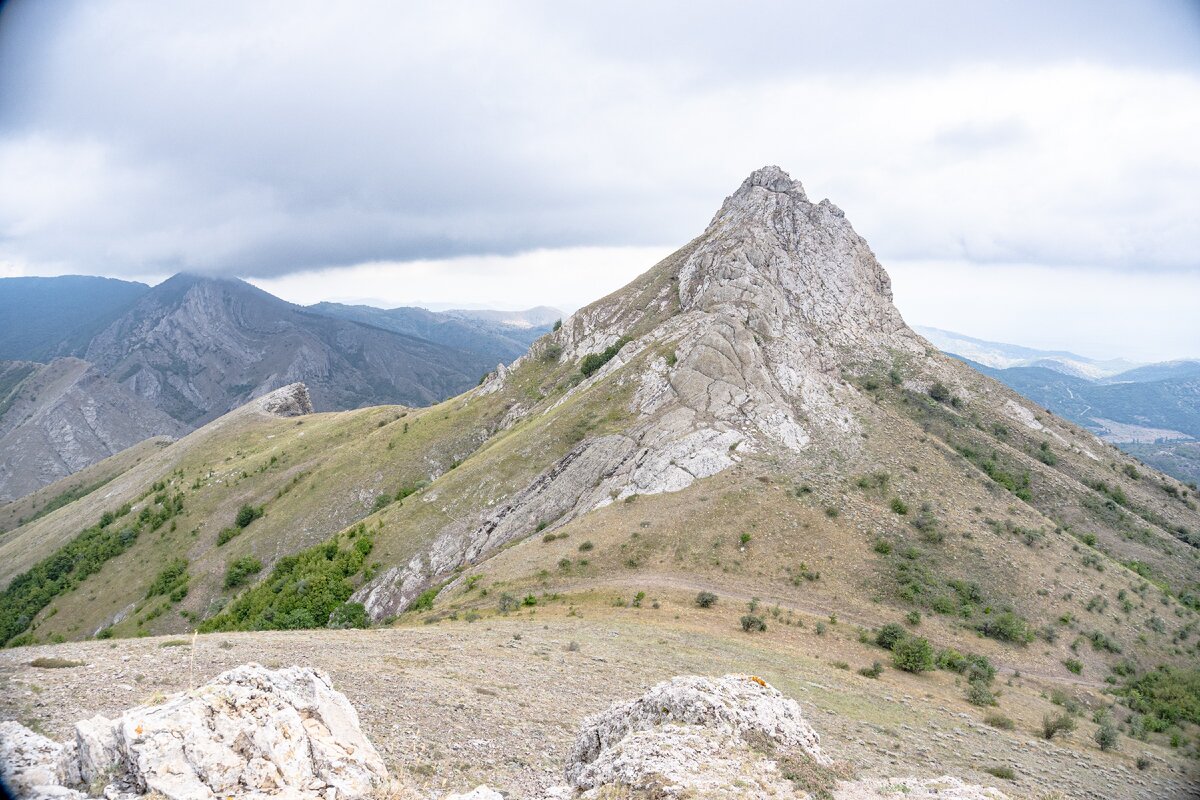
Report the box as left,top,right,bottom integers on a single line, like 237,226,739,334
0,721,84,799
552,674,1010,800
561,674,827,798
0,664,387,800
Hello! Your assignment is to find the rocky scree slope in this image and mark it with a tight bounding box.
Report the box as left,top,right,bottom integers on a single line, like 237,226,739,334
0,359,187,502
0,666,1007,800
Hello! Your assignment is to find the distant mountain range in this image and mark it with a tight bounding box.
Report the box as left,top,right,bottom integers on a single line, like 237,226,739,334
0,274,558,501
914,326,1143,380
919,327,1200,484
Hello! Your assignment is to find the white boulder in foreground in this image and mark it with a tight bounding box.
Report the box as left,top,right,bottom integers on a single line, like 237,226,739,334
550,673,1008,800
1,664,388,800
1,668,1012,800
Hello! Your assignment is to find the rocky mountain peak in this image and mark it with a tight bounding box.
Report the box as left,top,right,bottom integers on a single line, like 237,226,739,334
734,163,809,200
682,165,905,347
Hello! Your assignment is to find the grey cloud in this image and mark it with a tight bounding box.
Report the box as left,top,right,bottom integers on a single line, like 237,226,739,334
0,0,1198,278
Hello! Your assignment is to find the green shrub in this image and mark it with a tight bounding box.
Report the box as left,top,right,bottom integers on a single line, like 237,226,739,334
327,602,369,629
892,636,935,673
1035,441,1058,465
217,527,240,546
740,614,767,633
1042,711,1076,740
223,557,263,589
875,623,907,650
858,661,884,679
1095,721,1119,751
1122,667,1200,725
984,712,1015,730
497,593,519,613
984,766,1015,781
410,586,440,612
578,540,594,552
234,504,264,528
580,337,630,377
695,591,718,608
1063,658,1083,675
890,498,909,515
936,648,967,672
965,678,996,706
906,610,921,626
929,382,952,403
145,558,189,599
873,539,892,555
198,525,373,633
976,611,1033,643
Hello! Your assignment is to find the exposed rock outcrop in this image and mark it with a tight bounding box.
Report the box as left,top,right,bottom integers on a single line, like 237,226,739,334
0,720,82,799
355,166,935,619
0,358,187,502
1,668,1013,800
256,382,314,417
546,674,1007,800
1,664,387,800
555,674,828,798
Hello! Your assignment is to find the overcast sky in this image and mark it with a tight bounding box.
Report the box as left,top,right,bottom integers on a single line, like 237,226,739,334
1,1,1198,361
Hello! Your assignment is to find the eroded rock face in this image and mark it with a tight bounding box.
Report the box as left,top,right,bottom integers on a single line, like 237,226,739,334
562,674,827,797
0,664,387,800
0,720,83,799
356,166,936,620
549,674,1009,800
256,382,314,417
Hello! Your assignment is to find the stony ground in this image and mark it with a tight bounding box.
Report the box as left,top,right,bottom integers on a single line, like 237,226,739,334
1,599,1195,800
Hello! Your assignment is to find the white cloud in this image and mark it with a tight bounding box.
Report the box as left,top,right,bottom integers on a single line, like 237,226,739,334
1,1,1197,360
247,246,672,312
889,259,1200,362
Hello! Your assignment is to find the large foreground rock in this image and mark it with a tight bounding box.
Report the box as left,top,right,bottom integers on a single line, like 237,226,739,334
560,674,828,798
1,664,388,800
550,674,1007,800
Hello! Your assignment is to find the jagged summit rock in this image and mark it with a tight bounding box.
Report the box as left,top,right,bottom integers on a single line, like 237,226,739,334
352,166,930,619
689,164,905,346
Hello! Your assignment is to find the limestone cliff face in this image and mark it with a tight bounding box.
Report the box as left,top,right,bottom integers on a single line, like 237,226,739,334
353,166,932,619
0,359,188,503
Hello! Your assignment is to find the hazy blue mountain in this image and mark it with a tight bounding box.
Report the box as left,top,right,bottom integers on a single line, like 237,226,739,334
962,360,1200,440
915,325,1141,379
0,275,149,361
924,326,1200,484
308,302,556,367
1102,360,1200,385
